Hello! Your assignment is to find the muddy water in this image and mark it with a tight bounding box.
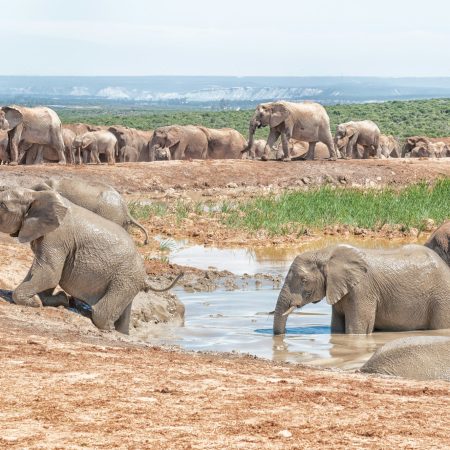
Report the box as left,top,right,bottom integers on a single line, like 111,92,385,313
140,236,450,370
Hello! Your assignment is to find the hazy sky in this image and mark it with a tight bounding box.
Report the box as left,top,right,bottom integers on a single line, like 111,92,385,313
1,0,449,76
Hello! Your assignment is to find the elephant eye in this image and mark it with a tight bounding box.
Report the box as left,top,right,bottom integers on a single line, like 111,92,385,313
0,202,7,210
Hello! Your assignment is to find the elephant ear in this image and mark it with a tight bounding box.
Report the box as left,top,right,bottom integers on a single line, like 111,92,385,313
325,245,368,305
18,191,68,243
2,106,23,130
345,125,357,138
166,127,181,146
82,133,96,148
269,103,289,128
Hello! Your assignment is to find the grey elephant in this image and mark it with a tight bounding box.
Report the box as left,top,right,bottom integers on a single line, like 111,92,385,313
73,130,117,164
0,187,181,333
425,220,450,266
33,177,149,245
273,244,450,335
335,120,381,159
361,336,450,381
149,125,208,161
118,145,139,162
0,105,66,165
243,101,337,161
378,134,400,158
198,127,247,159
108,125,153,162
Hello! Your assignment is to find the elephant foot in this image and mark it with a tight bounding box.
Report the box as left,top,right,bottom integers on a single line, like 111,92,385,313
260,155,268,161
9,161,18,166
328,156,337,161
13,293,43,308
282,157,291,162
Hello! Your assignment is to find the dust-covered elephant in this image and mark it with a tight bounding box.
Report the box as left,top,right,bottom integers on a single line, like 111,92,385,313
118,145,139,162
32,177,149,245
425,220,450,266
244,139,266,159
108,125,153,162
0,187,181,333
198,127,247,159
378,134,400,158
73,130,117,164
149,125,208,161
243,101,336,161
361,336,450,381
0,130,8,164
335,120,380,159
0,105,66,165
273,244,450,335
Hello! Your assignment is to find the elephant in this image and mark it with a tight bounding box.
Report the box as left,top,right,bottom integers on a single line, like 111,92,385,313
198,127,247,159
32,177,149,245
401,136,450,158
0,131,8,164
425,220,450,266
378,134,400,158
154,147,171,160
273,244,450,335
335,120,381,159
108,126,153,162
244,139,266,159
0,187,181,334
118,145,139,162
243,101,337,161
62,128,76,164
149,125,208,161
73,130,117,164
361,336,450,381
0,105,66,165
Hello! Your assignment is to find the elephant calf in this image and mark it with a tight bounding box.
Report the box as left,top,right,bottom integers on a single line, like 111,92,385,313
0,187,180,334
274,244,450,335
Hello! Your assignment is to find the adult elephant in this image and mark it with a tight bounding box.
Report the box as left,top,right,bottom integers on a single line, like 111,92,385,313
0,187,181,333
73,130,117,164
273,244,450,335
149,125,208,161
108,126,153,162
33,177,149,245
244,101,336,161
425,221,450,266
335,120,380,159
198,127,247,159
0,106,66,165
378,134,400,158
361,336,450,381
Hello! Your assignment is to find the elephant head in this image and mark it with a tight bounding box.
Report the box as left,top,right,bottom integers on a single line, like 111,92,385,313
334,124,356,149
273,245,368,334
149,127,180,161
402,136,428,157
0,106,23,132
108,125,129,149
0,188,67,243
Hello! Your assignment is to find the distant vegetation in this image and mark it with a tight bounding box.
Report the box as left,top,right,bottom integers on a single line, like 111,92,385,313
57,98,450,139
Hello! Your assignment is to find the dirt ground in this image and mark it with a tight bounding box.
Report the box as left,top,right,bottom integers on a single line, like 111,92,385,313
0,160,449,449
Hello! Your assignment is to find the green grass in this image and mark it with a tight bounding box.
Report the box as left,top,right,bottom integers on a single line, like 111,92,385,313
128,201,167,220
56,98,450,140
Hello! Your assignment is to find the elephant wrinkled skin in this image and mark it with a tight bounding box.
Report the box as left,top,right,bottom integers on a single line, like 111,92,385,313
425,220,450,266
273,244,450,335
0,188,180,334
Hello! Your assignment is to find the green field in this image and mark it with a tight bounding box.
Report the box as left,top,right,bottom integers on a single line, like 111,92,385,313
57,98,450,140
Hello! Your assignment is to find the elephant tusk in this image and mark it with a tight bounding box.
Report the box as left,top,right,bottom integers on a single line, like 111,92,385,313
282,305,297,317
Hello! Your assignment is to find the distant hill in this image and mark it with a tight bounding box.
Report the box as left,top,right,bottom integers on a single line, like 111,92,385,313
0,76,450,108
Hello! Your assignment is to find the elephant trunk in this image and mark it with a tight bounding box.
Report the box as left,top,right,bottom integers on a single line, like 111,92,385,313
273,286,296,335
242,118,258,154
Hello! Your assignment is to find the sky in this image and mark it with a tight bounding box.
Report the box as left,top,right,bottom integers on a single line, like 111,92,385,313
0,0,449,77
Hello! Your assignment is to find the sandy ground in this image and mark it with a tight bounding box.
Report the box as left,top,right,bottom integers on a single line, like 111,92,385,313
0,160,449,449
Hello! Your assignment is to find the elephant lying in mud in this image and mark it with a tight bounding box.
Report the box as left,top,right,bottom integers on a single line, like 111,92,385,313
0,187,181,333
361,336,450,381
32,177,149,245
425,221,450,266
273,244,450,335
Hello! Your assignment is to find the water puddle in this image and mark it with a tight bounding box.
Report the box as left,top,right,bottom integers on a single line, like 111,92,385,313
139,235,446,370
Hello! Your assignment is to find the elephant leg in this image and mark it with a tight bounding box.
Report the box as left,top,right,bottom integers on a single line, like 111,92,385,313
362,146,370,159
8,126,22,165
331,309,345,333
346,133,359,159
280,132,291,161
322,136,337,161
51,131,67,165
344,296,376,334
261,129,280,161
39,288,70,308
114,302,132,334
34,145,44,165
305,142,317,160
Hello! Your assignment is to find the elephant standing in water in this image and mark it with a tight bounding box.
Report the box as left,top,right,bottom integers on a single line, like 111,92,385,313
149,125,208,161
425,221,450,266
32,177,149,245
243,101,336,161
335,120,381,159
198,127,247,159
273,244,450,335
0,106,66,165
361,336,450,381
0,187,181,333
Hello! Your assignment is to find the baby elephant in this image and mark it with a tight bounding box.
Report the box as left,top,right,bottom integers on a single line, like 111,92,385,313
361,336,450,381
274,244,450,335
33,177,149,245
0,187,180,334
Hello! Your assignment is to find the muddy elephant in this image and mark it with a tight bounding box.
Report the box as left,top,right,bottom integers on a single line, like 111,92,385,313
244,101,336,161
118,145,139,162
335,120,380,159
154,147,171,160
361,336,450,381
108,126,153,162
198,127,247,159
0,106,66,165
273,244,450,335
244,139,266,159
0,187,181,333
32,177,149,245
378,134,400,158
73,130,117,164
149,125,208,161
425,220,450,266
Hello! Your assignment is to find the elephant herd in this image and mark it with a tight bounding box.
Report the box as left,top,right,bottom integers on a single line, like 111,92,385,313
1,103,449,165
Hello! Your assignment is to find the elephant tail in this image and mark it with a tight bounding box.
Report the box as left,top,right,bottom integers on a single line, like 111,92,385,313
115,140,119,158
127,214,149,245
144,272,184,292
